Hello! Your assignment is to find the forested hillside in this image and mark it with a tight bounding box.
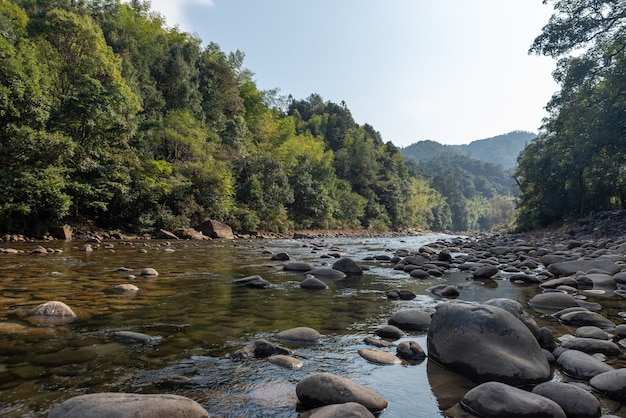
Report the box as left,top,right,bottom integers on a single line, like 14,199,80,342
514,0,626,231
0,0,522,236
401,131,535,170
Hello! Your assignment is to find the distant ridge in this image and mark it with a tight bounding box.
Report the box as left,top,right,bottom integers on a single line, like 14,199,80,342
400,131,536,169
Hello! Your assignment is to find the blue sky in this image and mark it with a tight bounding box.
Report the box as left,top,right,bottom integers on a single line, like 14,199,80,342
148,0,558,147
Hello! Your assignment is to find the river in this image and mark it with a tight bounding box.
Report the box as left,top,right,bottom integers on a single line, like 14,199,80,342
0,234,622,417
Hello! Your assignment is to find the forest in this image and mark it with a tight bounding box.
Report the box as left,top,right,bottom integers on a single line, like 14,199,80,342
0,0,522,237
515,0,626,231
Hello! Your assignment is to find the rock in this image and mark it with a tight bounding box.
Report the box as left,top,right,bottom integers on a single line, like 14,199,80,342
575,326,611,340
374,325,405,339
358,349,402,365
532,381,601,418
283,262,314,271
141,268,159,276
275,327,321,346
473,265,499,278
461,381,566,418
230,339,291,360
484,298,541,339
231,275,271,289
114,331,154,344
298,402,375,418
363,337,395,347
528,292,583,310
549,259,620,276
113,284,139,292
156,229,179,240
396,341,426,360
332,257,363,275
295,373,387,414
615,324,626,338
47,392,208,418
266,354,302,369
561,338,621,356
558,311,616,330
388,310,431,331
173,227,205,240
300,276,328,290
590,369,626,401
194,219,234,239
271,252,290,261
386,289,416,300
427,302,550,386
306,268,346,280
538,327,558,351
28,301,77,325
556,349,613,380
427,284,460,298
49,224,72,240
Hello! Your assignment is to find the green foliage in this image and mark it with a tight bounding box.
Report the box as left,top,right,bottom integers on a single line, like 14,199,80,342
516,0,626,230
0,0,458,235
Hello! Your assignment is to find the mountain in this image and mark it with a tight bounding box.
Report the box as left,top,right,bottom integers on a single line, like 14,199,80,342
400,131,536,169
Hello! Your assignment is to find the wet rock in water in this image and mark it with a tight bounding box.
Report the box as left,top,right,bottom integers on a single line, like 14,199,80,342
363,337,395,348
266,354,303,369
427,284,460,298
540,276,579,290
332,257,363,275
385,289,416,300
615,324,626,338
484,298,541,339
538,327,558,351
509,273,541,284
461,381,566,418
396,341,426,360
532,381,601,418
298,402,375,418
141,267,159,276
274,327,321,346
230,339,291,360
374,325,405,340
28,301,77,325
47,392,208,418
590,369,626,401
388,310,431,331
472,265,499,279
231,275,271,289
156,229,179,240
558,311,616,330
561,337,622,356
549,259,620,276
306,268,346,280
300,276,328,290
283,262,314,272
271,252,290,261
358,349,402,365
528,292,584,311
427,302,550,386
556,349,613,380
296,373,388,414
575,326,611,340
113,284,139,292
114,331,154,344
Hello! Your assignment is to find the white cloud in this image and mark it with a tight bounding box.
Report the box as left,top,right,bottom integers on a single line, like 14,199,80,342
148,0,214,30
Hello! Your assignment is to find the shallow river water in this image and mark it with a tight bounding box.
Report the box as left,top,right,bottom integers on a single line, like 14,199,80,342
1,234,625,417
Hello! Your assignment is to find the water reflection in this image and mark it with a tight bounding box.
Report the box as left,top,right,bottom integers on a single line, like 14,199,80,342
0,235,624,417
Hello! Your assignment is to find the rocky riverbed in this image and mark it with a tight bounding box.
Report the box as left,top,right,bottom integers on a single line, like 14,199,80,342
5,212,626,416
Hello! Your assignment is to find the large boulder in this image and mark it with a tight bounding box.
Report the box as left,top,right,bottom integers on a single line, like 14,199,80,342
296,373,387,414
47,393,208,418
427,302,550,386
332,257,363,275
461,381,566,418
194,219,234,239
49,224,72,240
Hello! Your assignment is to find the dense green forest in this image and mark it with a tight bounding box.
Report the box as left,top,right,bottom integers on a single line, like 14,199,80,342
515,0,626,230
0,0,520,236
402,131,535,170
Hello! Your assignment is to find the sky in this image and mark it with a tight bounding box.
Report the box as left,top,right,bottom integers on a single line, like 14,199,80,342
147,0,559,147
